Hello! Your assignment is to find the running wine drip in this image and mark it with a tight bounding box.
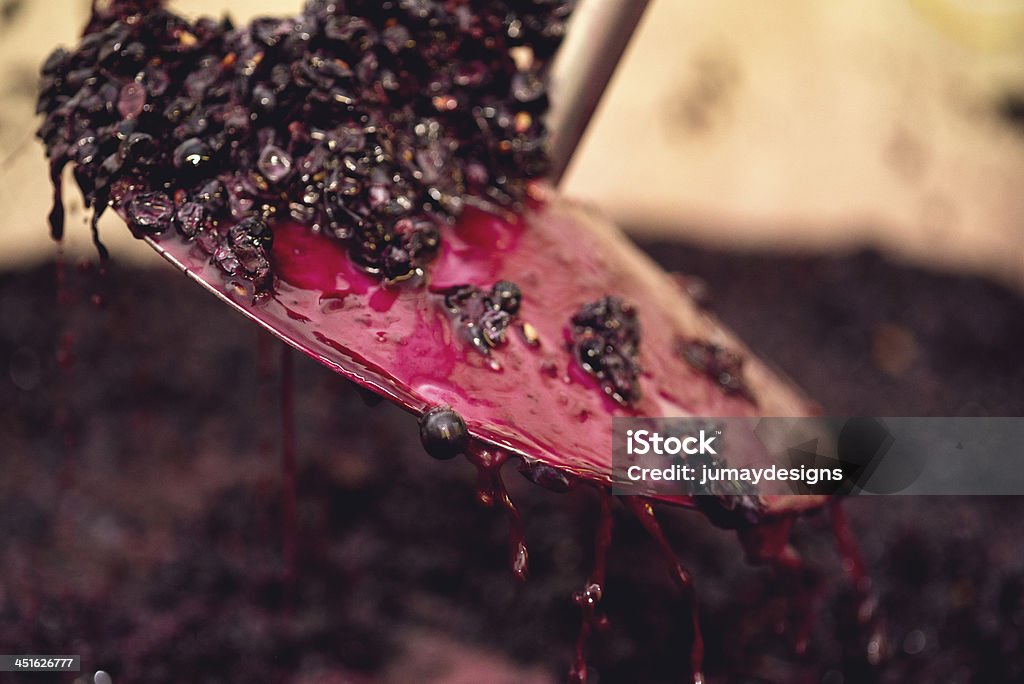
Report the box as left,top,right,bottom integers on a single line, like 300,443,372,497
624,497,706,684
466,445,529,582
280,345,299,591
568,492,613,684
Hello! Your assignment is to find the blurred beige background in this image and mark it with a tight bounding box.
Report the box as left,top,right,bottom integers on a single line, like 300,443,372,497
1,0,1022,289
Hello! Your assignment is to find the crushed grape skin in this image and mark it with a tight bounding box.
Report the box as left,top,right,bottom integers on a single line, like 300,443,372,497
687,451,766,528
569,296,642,406
441,280,522,358
37,0,573,289
676,337,757,404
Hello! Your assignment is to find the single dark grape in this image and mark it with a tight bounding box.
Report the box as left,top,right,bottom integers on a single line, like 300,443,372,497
418,407,469,460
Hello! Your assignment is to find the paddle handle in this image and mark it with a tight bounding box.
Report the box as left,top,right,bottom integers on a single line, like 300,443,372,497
546,0,652,185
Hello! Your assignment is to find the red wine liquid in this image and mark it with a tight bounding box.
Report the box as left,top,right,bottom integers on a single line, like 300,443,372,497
280,345,299,591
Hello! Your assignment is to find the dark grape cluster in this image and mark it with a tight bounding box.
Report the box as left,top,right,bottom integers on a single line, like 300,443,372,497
688,451,766,528
676,338,755,403
441,280,521,357
37,0,572,289
569,296,642,406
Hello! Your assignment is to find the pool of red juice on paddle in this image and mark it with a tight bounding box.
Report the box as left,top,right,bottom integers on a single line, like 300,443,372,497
252,201,763,485
266,204,604,453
